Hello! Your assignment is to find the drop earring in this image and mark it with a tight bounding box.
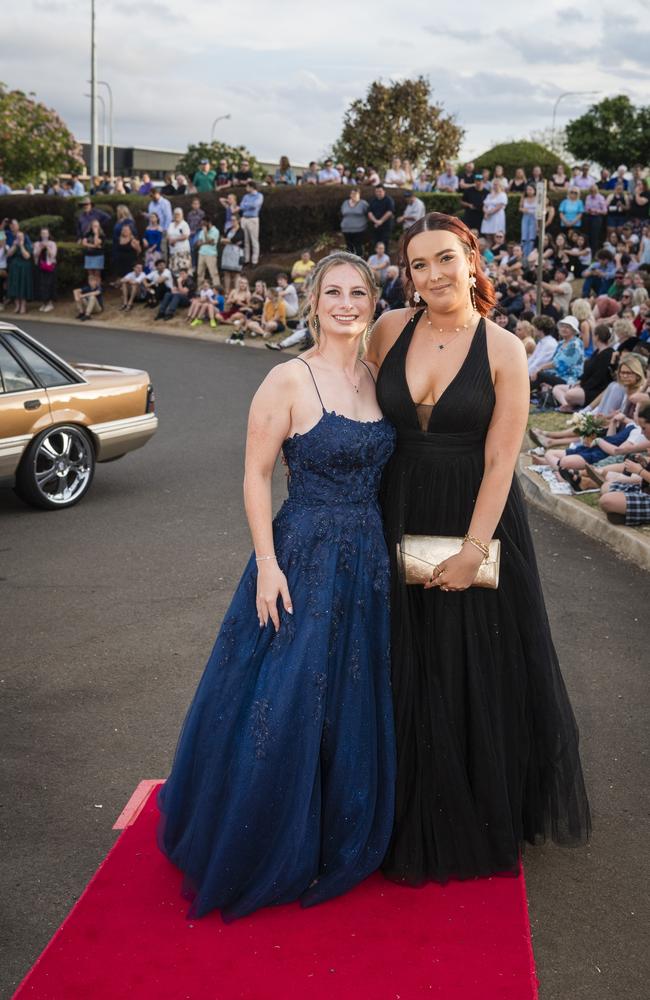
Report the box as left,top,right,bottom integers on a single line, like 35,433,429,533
469,274,477,311
413,291,421,304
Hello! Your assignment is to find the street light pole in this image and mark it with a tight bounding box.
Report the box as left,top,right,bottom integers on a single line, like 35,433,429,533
210,113,231,143
551,91,600,152
89,0,98,178
98,81,114,177
85,94,106,173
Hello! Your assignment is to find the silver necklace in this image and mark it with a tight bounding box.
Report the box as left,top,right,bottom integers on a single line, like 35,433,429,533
425,310,476,350
316,349,360,393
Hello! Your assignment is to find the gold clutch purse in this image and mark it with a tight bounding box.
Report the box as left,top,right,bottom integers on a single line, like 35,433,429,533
397,535,501,589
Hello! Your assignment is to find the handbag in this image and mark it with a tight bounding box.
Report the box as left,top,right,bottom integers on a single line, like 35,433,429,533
397,534,501,589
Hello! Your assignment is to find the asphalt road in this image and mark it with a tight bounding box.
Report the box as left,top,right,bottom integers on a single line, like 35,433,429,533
1,320,648,1000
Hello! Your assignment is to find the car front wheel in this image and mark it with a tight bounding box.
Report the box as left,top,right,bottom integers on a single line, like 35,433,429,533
15,425,96,510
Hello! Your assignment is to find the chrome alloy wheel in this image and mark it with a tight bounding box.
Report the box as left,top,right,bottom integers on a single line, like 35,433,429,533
31,427,94,506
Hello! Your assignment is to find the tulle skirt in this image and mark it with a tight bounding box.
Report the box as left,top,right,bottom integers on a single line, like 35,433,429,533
379,434,591,884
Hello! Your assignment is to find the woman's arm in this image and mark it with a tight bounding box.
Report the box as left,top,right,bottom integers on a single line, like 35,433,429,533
469,333,530,540
244,365,295,630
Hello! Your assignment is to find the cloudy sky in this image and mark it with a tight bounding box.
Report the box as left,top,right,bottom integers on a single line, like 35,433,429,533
5,0,649,165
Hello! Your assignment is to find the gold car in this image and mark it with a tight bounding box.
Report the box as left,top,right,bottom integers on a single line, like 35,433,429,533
0,323,157,510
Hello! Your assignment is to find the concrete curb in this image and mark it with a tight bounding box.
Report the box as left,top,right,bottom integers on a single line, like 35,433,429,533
7,309,297,352
518,457,650,571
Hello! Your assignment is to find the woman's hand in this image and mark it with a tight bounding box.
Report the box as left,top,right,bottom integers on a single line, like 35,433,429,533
256,561,293,631
623,459,642,475
425,545,485,592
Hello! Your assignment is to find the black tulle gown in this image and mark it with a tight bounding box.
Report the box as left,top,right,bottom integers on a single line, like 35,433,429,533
376,311,591,885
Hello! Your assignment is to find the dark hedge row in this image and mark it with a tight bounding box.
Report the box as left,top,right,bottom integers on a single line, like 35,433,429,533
1,188,568,288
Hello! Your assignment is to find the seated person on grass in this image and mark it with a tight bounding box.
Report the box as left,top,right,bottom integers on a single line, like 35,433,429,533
598,431,650,525
119,264,148,311
237,287,287,339
73,274,103,321
188,280,221,328
540,406,650,473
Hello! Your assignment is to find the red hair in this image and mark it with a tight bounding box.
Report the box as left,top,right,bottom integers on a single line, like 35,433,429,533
399,212,496,317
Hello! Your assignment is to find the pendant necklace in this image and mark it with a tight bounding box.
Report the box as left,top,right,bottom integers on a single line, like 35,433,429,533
425,311,476,350
316,349,360,393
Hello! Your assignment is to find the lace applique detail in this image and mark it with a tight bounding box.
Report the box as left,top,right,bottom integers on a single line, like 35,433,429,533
251,699,271,759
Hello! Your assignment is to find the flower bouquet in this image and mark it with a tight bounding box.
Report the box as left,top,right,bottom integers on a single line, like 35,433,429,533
566,411,602,445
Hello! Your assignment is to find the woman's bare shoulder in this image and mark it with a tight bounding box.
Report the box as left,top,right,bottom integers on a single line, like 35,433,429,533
483,316,527,374
367,307,413,364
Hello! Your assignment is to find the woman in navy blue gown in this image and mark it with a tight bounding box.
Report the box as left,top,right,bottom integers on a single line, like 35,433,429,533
158,252,396,922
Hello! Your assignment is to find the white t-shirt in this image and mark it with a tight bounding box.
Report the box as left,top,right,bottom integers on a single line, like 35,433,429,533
403,198,426,226
124,270,147,284
384,168,407,187
528,335,557,375
150,268,173,290
167,221,190,254
279,283,299,318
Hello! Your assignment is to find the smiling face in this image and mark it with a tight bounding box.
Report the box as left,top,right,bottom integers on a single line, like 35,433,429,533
406,230,474,315
313,263,375,342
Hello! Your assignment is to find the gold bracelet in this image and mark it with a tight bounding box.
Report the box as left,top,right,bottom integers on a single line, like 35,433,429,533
464,533,490,560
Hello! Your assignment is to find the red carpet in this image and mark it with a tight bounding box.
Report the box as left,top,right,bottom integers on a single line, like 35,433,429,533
14,783,538,999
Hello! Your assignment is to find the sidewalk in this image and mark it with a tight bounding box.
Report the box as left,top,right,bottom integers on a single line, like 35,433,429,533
7,300,297,352
518,455,650,571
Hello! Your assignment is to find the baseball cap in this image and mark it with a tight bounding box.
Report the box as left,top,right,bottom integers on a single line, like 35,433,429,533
199,158,209,164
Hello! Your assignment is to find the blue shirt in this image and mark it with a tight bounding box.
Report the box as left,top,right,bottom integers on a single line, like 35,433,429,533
240,192,264,218
550,337,585,383
147,196,172,231
559,197,585,227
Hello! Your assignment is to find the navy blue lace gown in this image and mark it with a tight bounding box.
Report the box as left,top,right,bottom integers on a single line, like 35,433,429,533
158,360,397,922
376,312,591,885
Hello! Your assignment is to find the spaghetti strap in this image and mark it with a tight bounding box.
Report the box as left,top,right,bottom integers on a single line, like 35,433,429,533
359,359,376,384
294,356,326,412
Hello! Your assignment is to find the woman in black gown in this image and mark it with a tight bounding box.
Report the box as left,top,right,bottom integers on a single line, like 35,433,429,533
367,213,591,885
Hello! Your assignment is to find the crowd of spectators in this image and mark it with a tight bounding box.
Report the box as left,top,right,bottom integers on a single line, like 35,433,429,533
1,155,649,522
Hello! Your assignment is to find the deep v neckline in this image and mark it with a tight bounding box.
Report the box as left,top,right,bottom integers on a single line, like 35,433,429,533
401,311,485,426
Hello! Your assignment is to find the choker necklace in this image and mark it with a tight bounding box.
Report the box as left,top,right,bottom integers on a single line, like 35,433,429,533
316,349,360,393
425,310,477,350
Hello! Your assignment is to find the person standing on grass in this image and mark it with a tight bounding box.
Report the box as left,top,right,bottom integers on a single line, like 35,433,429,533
143,213,164,270
397,191,426,232
33,227,57,313
167,208,192,277
367,185,395,248
240,182,264,267
7,226,33,314
341,188,369,256
196,218,220,286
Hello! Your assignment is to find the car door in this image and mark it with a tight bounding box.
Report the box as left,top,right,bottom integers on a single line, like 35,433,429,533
0,341,53,479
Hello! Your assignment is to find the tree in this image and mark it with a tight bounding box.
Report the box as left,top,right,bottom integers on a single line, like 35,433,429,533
565,95,650,170
0,84,84,186
474,140,569,179
331,76,464,173
176,141,263,181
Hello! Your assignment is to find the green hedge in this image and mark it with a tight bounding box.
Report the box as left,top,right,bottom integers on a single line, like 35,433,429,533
473,141,570,179
1,186,570,283
21,214,66,239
